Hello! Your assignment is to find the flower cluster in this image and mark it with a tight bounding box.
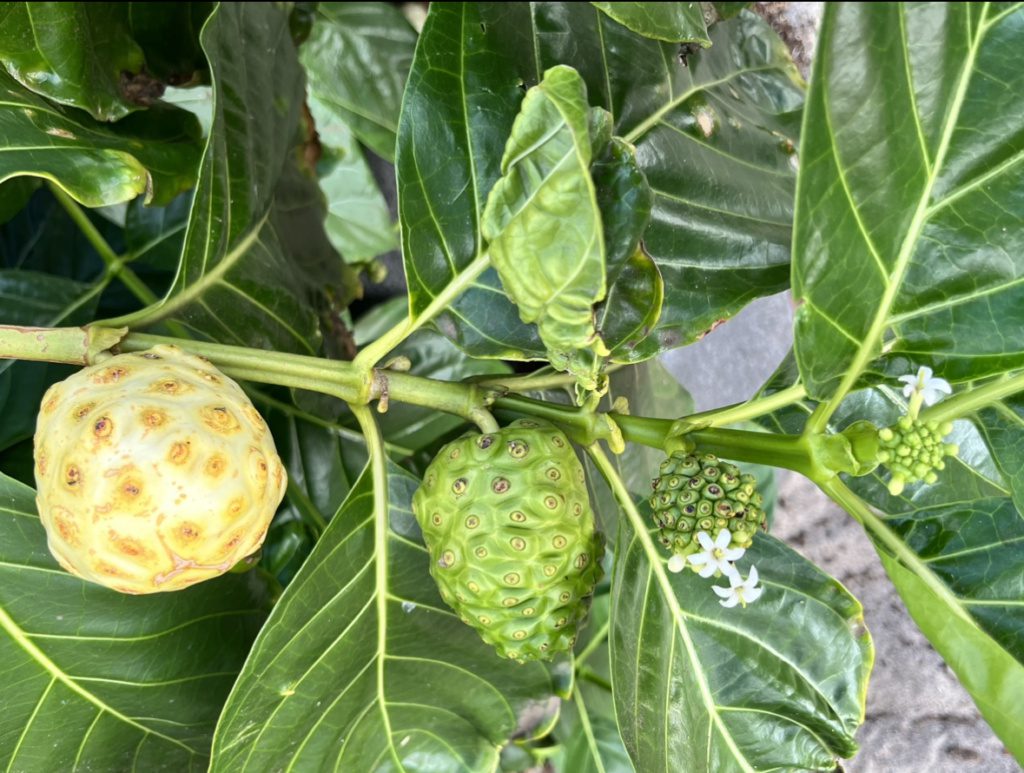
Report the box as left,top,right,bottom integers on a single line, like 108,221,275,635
668,530,762,608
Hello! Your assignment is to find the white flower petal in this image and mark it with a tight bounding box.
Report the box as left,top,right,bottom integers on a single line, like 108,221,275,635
712,585,733,599
902,383,917,399
719,595,740,608
695,531,715,551
688,553,711,566
697,562,717,578
917,366,934,381
897,374,918,387
746,565,759,585
722,546,745,562
667,555,687,573
743,586,764,603
713,530,733,550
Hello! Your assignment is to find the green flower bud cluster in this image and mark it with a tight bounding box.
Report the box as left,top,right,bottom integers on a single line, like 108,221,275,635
877,416,958,495
650,452,766,561
412,419,604,663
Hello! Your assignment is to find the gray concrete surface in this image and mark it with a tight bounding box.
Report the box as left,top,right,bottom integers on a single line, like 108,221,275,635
661,298,1017,771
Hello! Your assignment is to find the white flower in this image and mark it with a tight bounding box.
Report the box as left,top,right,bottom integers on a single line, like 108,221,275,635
712,565,764,608
688,530,745,578
667,554,687,573
898,366,951,406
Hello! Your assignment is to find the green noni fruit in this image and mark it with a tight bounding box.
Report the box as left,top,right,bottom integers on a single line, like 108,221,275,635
412,418,603,662
651,452,766,561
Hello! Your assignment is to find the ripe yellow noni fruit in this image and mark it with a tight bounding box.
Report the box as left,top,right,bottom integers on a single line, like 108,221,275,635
33,345,287,593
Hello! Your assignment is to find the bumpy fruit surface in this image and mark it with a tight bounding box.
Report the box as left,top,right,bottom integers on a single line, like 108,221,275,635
412,419,603,662
877,416,958,495
33,345,287,594
651,452,766,560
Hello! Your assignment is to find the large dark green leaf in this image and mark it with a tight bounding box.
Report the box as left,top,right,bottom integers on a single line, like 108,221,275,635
0,3,146,121
611,519,870,771
398,4,801,363
482,65,607,393
0,69,201,206
211,461,559,771
0,471,271,771
300,2,417,162
105,3,354,354
591,1,710,44
0,3,212,121
397,3,544,361
793,3,1024,401
976,392,1024,513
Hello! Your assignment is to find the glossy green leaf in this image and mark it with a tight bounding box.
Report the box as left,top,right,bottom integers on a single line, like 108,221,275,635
590,133,661,362
308,94,398,267
0,471,271,771
398,3,545,362
0,69,201,206
612,522,871,772
300,2,418,162
0,3,145,121
591,2,710,44
399,4,801,362
483,65,607,393
507,5,802,353
793,3,1024,400
108,3,354,354
211,461,559,772
976,393,1024,513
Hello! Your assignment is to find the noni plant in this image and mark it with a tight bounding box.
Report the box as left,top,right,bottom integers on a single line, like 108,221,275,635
0,3,1021,772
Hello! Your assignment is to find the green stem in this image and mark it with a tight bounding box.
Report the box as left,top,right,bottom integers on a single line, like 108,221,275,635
611,414,822,479
349,404,403,768
922,371,1024,423
49,185,155,305
352,251,490,373
0,324,126,365
685,384,807,427
477,363,626,392
49,184,193,340
574,619,609,668
243,386,416,458
572,684,609,773
576,667,613,692
285,478,328,536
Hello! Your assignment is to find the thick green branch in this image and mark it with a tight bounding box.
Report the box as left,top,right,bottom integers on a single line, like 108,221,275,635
0,325,126,365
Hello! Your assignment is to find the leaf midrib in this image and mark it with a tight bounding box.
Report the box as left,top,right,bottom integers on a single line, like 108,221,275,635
812,2,992,415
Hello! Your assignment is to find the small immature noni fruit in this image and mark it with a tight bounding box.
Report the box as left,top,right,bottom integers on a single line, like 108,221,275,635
876,415,958,495
412,418,603,662
33,345,287,594
651,452,766,561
